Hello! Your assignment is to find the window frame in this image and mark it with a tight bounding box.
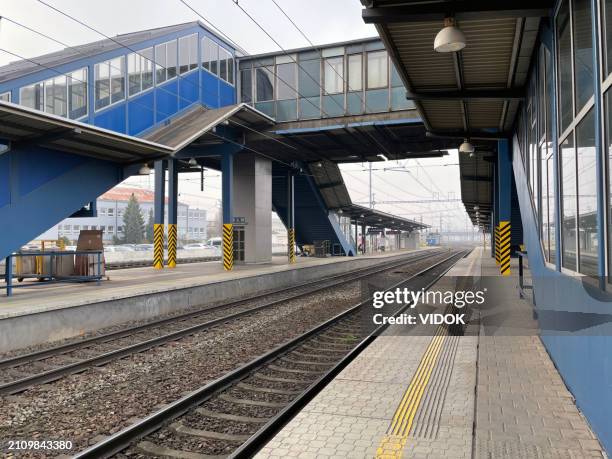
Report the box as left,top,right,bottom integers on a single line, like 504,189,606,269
201,36,220,77
155,40,178,86
127,47,154,98
178,33,198,76
95,56,126,112
0,91,11,102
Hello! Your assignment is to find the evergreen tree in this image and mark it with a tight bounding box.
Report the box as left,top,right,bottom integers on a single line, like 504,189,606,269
145,209,154,243
122,194,145,244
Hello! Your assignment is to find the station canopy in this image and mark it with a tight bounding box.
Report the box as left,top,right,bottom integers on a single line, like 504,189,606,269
361,0,552,228
0,101,172,162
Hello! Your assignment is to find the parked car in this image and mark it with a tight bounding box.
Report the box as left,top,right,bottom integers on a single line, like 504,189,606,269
133,244,153,251
183,243,209,250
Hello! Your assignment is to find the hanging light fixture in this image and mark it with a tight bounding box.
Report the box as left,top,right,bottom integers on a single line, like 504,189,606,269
138,163,151,175
434,17,466,53
188,157,198,166
459,138,475,154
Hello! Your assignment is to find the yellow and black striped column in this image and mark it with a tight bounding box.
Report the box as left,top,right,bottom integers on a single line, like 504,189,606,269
153,159,166,270
153,223,164,270
167,224,177,268
495,225,500,265
223,223,234,271
498,220,511,276
288,228,296,263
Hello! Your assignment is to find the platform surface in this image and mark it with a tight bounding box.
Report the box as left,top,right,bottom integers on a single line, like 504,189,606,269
257,247,605,459
0,249,426,320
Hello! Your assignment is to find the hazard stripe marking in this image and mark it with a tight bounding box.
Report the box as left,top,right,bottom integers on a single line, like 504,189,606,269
153,223,164,270
167,224,177,269
223,223,233,271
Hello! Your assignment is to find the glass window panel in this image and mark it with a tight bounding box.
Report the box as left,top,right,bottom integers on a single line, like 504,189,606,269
367,50,388,89
190,35,198,70
548,156,556,263
210,43,219,76
219,48,228,81
167,41,177,79
541,145,549,254
276,62,297,100
322,94,344,117
240,69,252,103
576,109,598,276
254,101,274,118
46,75,67,117
68,68,87,119
228,56,234,84
299,96,320,119
348,54,362,91
390,62,403,87
366,88,388,113
0,92,10,102
298,59,321,98
556,0,573,134
538,48,546,139
128,53,141,96
95,62,110,110
20,83,43,110
347,92,363,115
391,86,413,111
560,133,577,271
141,48,154,91
110,56,125,103
155,43,167,84
276,99,297,121
179,36,190,74
545,48,553,143
572,0,594,112
256,66,274,102
324,56,344,94
607,90,612,281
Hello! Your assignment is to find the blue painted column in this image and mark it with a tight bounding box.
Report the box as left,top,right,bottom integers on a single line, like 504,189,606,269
5,256,12,297
221,153,234,271
167,159,178,268
498,139,512,275
153,160,165,270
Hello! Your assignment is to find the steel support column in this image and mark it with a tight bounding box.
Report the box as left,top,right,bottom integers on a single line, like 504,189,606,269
354,221,359,255
222,153,234,271
591,0,605,286
498,139,512,275
361,223,366,254
167,159,178,269
287,172,296,263
153,160,165,270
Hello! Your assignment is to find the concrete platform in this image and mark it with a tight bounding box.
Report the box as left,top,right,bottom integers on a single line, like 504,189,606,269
257,247,606,459
0,249,431,353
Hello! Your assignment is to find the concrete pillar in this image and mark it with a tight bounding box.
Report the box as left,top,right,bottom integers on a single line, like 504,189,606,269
153,160,165,270
232,153,272,264
222,153,234,271
361,223,366,254
167,159,178,268
287,172,295,263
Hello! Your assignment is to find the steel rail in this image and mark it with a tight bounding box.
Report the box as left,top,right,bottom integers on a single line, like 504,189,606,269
72,250,467,459
0,249,439,371
0,250,445,394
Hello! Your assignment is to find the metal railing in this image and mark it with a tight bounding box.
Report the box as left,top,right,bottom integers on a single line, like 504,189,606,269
2,250,104,297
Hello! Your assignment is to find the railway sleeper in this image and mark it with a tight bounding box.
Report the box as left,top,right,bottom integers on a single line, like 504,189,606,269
219,393,286,408
267,364,323,375
195,408,268,424
253,373,309,384
136,440,224,459
236,382,301,396
170,422,251,442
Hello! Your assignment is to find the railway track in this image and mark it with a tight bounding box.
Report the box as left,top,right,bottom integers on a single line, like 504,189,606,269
0,249,447,395
74,249,468,459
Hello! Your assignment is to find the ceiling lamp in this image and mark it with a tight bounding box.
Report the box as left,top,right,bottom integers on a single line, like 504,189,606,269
138,164,151,175
188,157,198,166
459,139,475,154
434,17,466,53
338,209,344,214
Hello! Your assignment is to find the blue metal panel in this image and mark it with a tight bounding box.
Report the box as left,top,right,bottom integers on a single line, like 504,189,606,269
179,70,199,110
0,147,121,260
18,147,85,196
0,154,10,208
93,103,127,133
218,81,235,108
222,152,233,224
128,90,155,135
156,79,179,122
512,135,612,454
202,70,220,108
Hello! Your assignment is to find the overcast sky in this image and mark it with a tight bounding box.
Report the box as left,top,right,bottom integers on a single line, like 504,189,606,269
0,0,473,232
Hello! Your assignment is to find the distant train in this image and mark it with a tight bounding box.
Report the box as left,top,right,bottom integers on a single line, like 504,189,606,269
426,232,441,246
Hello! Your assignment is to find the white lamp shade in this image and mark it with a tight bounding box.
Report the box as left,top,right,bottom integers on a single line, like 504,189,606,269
459,140,475,154
138,164,151,175
434,25,466,53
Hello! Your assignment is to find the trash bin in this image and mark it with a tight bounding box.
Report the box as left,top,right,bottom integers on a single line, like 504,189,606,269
313,240,330,258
